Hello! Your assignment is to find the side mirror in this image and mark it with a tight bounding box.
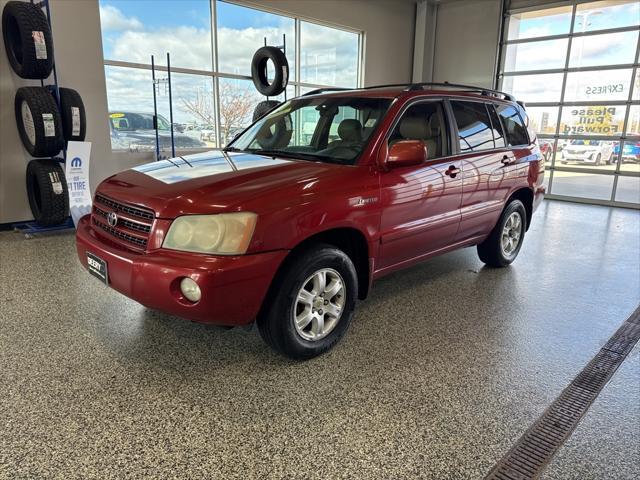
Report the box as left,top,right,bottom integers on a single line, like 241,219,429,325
386,140,428,169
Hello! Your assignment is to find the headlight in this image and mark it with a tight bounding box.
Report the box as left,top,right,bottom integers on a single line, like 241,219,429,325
163,212,257,255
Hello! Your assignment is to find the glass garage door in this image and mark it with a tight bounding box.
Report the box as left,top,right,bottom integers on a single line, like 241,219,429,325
499,1,640,207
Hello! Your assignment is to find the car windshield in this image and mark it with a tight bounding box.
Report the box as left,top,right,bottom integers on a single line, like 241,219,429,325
229,96,392,165
570,139,600,146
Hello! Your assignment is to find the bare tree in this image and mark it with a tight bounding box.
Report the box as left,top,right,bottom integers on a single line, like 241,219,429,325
180,81,256,145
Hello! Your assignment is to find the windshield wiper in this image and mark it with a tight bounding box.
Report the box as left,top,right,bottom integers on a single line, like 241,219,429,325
222,146,245,153
248,149,339,163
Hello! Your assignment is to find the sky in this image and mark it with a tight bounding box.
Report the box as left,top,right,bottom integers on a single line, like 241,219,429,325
99,0,359,141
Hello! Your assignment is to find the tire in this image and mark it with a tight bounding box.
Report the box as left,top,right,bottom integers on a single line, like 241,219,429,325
15,87,64,157
477,199,527,268
257,244,358,360
251,46,289,96
2,1,54,79
252,100,281,122
57,87,86,142
26,159,69,226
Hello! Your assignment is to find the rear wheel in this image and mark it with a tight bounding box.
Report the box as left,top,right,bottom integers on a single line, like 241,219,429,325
257,244,357,360
477,199,526,268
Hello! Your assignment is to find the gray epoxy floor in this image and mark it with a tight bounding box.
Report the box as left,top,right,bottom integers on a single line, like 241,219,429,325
0,200,638,479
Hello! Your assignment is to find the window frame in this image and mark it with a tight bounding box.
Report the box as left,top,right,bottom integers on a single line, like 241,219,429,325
494,103,531,147
99,0,364,152
383,97,454,161
498,0,640,208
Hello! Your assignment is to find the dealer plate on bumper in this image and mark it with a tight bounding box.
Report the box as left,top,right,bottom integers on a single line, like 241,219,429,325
87,252,109,285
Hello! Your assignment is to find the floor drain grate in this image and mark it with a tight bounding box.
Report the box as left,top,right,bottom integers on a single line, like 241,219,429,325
485,306,640,480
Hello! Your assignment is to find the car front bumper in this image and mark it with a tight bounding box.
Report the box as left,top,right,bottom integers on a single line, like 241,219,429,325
75,215,288,326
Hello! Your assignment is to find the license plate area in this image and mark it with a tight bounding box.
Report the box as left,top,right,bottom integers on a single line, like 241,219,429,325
87,252,109,285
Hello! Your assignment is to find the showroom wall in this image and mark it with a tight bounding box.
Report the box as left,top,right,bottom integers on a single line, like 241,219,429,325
415,0,503,88
0,0,416,224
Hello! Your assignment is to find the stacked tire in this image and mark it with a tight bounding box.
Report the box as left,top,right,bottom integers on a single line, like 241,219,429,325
2,1,86,226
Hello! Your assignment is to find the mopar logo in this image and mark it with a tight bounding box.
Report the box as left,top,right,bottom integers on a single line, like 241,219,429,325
71,157,82,168
107,211,118,227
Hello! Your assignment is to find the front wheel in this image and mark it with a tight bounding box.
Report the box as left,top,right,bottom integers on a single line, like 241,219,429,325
477,200,526,268
257,244,358,360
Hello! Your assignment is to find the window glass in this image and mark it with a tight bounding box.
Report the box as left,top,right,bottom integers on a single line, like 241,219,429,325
503,39,568,72
569,31,638,68
496,104,529,146
451,101,496,152
559,139,617,170
564,69,633,102
615,176,640,204
389,102,447,159
232,97,391,165
501,73,564,103
539,139,558,167
218,78,294,144
559,105,626,137
575,1,640,33
550,171,614,200
300,21,359,87
216,1,295,79
627,105,640,136
488,105,507,148
618,136,640,173
525,106,559,135
99,1,213,70
507,5,572,40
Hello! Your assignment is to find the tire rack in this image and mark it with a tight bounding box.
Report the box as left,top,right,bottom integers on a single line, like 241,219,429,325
13,0,74,237
263,34,287,103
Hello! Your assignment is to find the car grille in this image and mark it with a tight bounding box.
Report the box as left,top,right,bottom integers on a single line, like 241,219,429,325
92,194,155,251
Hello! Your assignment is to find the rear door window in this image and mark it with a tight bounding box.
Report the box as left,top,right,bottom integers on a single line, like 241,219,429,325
450,101,496,153
495,104,530,146
487,104,507,148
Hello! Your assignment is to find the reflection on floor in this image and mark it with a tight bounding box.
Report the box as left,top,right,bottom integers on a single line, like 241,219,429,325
0,200,638,478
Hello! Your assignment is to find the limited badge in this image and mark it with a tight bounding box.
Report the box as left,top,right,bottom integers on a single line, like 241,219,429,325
42,113,55,137
71,107,81,137
32,31,47,60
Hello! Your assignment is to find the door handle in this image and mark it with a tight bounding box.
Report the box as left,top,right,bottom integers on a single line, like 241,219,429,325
501,155,516,165
445,165,460,178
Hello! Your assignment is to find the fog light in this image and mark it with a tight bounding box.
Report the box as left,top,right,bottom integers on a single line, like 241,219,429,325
180,277,201,303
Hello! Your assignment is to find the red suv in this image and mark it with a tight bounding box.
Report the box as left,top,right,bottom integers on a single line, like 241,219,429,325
76,83,544,359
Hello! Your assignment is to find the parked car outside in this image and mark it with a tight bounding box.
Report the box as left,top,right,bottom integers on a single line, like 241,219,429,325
78,85,545,359
109,112,207,151
613,141,640,163
560,139,614,166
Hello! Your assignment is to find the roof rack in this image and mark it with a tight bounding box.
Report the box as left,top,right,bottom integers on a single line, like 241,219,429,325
302,81,516,102
404,82,515,101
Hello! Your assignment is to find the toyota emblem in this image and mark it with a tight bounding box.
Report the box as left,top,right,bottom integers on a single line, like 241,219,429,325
107,211,118,227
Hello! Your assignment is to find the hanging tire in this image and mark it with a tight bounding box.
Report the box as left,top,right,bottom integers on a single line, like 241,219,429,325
251,46,289,96
252,100,281,122
57,87,86,142
2,1,54,79
15,87,64,157
26,159,69,226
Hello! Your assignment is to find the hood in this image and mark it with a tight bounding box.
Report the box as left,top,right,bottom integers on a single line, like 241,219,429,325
97,150,354,218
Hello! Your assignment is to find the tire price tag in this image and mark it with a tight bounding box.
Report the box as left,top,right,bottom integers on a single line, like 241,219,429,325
32,31,47,60
49,171,63,195
42,113,55,137
71,107,81,137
